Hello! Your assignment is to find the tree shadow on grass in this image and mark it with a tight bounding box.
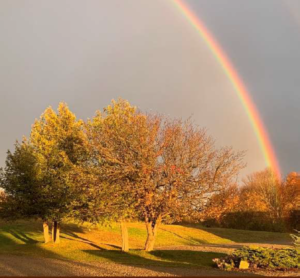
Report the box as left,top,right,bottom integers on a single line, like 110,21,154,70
9,230,39,244
84,249,217,271
62,227,122,250
62,222,87,233
0,227,125,276
179,223,292,245
151,250,223,267
0,230,22,248
0,230,86,275
60,233,104,250
86,249,225,267
158,227,208,245
0,223,39,245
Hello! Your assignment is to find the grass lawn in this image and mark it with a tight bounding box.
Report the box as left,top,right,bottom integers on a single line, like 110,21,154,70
0,220,293,270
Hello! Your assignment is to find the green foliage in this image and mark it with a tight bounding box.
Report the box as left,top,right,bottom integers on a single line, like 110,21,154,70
28,103,88,223
214,246,299,270
0,142,44,220
75,99,144,224
0,103,88,224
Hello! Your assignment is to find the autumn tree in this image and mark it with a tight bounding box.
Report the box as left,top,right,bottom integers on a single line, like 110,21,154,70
84,99,245,251
242,168,283,220
0,190,5,203
136,118,245,251
202,169,299,231
1,99,245,248
74,99,151,252
281,172,300,215
202,183,240,223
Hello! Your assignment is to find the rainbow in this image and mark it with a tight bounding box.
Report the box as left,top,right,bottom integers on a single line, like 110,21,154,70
171,0,281,179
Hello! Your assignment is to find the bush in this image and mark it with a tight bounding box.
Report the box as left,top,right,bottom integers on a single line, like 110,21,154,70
288,210,300,230
290,230,300,249
213,246,299,271
203,211,288,232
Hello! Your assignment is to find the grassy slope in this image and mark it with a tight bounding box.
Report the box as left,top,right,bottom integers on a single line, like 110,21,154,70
0,220,292,269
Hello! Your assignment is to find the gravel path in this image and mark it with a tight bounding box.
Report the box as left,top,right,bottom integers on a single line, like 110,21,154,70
0,255,257,276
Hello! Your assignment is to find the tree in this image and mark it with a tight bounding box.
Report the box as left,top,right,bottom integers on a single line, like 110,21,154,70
241,168,284,223
0,103,87,243
282,172,300,215
0,141,54,242
1,99,245,248
28,103,88,243
71,166,136,252
135,118,245,251
85,99,245,251
74,99,147,251
0,190,6,203
203,169,299,231
202,183,240,223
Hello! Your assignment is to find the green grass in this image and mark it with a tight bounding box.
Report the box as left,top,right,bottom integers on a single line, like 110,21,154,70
190,224,292,244
0,220,293,269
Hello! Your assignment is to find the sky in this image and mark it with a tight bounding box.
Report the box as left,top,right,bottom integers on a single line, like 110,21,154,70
0,0,299,178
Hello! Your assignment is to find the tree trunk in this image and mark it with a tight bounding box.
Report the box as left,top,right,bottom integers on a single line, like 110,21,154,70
144,221,158,252
52,224,54,242
43,222,50,243
52,221,60,244
121,222,129,252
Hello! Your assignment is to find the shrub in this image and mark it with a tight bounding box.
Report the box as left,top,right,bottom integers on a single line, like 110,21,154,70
203,212,288,232
290,230,300,250
288,210,300,230
213,246,299,271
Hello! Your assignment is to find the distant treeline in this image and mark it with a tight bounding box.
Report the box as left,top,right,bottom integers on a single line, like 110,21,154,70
200,169,300,232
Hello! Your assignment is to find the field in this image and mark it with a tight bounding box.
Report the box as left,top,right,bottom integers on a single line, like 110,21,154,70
0,220,294,276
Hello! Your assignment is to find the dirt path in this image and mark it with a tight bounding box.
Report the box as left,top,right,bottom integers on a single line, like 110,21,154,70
0,255,258,276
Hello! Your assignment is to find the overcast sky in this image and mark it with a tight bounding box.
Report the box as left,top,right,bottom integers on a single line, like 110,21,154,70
0,0,299,178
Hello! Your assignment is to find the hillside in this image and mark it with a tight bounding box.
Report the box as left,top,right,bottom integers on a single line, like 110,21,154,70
0,220,292,269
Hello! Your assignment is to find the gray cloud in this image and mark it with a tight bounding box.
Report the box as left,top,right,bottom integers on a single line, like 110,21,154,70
187,0,300,175
0,0,298,178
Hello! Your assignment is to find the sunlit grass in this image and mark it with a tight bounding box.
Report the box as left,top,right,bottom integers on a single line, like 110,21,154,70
0,220,292,269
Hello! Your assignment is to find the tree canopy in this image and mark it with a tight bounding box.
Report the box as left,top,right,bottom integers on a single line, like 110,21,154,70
0,99,247,250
